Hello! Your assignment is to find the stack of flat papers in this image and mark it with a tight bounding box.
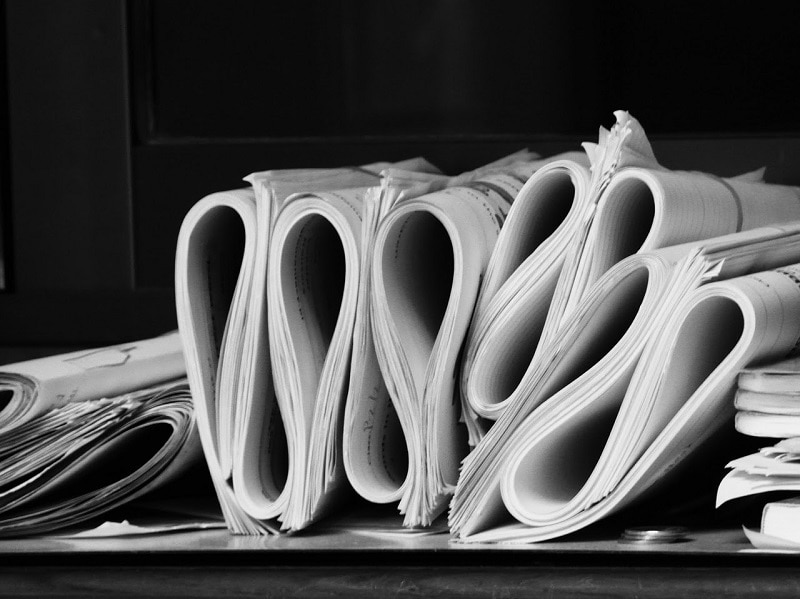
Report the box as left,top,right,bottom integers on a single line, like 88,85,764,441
0,332,185,432
718,360,800,506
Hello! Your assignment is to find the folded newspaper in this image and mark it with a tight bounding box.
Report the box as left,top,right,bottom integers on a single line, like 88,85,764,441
0,331,185,432
367,160,556,527
458,152,591,443
0,334,202,536
451,225,800,543
459,111,800,445
177,150,611,532
175,157,477,533
342,152,572,516
451,111,800,541
0,381,200,537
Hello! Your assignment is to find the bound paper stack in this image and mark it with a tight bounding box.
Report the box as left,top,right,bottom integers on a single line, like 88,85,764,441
176,151,592,532
735,357,800,439
450,111,800,543
175,159,441,534
173,109,800,540
745,495,800,549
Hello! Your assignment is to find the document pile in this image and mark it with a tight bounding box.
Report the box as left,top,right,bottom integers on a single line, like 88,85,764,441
176,158,440,534
363,155,578,526
734,357,800,439
714,358,800,549
717,358,800,508
0,333,201,536
174,109,800,540
174,151,599,532
450,112,800,543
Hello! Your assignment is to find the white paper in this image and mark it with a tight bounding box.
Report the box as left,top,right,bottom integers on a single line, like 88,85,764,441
0,381,203,537
370,168,537,527
451,226,800,542
175,160,442,534
0,331,185,432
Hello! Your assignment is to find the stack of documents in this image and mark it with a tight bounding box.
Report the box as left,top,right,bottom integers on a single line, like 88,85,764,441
717,358,800,508
177,150,611,532
734,357,800,439
170,109,800,540
175,160,439,534
450,112,800,543
0,332,184,432
460,112,800,445
0,333,200,536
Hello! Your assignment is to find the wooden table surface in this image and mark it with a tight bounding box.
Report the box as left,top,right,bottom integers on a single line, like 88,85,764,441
0,513,798,598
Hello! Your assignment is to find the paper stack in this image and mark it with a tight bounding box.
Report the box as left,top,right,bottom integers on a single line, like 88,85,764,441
175,159,441,534
170,109,800,541
717,358,800,509
179,153,600,532
0,333,202,536
735,357,800,439
450,111,800,543
716,356,800,550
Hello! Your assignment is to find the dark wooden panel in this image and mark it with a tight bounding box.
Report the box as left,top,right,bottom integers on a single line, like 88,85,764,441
0,0,10,291
130,1,800,141
4,0,800,341
596,2,800,135
0,289,175,347
5,0,133,292
131,0,603,140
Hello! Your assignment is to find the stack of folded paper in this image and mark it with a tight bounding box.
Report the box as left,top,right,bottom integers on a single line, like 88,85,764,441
450,111,800,544
172,109,800,542
175,150,593,532
0,333,204,537
717,358,800,507
734,357,800,439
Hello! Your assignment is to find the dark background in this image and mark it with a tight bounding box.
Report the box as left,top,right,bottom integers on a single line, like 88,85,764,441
3,0,800,358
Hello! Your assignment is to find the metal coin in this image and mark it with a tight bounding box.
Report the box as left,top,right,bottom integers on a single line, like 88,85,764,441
618,525,689,544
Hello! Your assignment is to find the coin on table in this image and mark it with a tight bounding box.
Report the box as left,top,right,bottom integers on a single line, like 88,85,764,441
618,526,689,544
